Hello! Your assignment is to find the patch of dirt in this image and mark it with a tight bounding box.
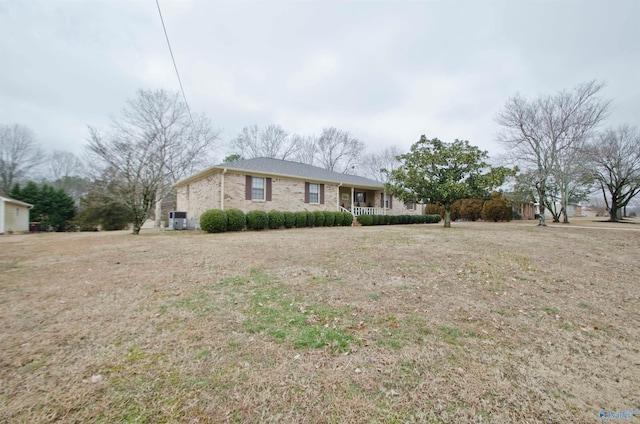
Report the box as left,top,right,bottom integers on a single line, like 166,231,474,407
1,218,638,422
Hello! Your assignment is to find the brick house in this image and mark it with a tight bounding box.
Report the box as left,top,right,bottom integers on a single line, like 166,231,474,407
174,157,423,227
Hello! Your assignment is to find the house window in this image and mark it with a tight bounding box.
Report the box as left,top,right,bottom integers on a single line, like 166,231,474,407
406,202,414,210
245,175,272,201
16,207,20,216
309,183,319,203
355,192,365,204
305,182,324,204
252,177,265,200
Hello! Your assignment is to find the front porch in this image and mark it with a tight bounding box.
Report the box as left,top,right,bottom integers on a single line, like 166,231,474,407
338,186,391,216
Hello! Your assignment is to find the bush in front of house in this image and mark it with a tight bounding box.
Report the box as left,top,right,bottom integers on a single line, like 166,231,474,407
323,211,335,226
342,212,354,226
246,210,269,230
313,210,325,227
268,210,285,229
425,214,442,223
295,211,308,228
226,208,246,231
357,214,374,226
283,211,296,228
306,211,316,227
333,211,344,226
200,209,228,233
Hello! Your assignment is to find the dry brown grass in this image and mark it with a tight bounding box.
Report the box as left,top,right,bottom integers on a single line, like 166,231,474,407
1,218,638,423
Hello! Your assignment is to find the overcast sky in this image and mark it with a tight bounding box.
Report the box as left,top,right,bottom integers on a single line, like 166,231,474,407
1,0,638,162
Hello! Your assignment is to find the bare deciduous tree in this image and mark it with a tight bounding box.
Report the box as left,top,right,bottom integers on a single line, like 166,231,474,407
229,124,299,160
360,145,402,182
86,89,220,234
0,124,45,194
50,150,84,181
316,127,364,174
582,124,640,221
496,80,610,225
291,134,317,166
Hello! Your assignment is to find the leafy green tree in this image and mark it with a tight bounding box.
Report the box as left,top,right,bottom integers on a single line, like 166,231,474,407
386,136,515,228
10,181,75,231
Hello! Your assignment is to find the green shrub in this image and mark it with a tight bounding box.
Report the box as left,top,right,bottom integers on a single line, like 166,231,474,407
268,210,285,229
306,211,316,227
246,210,269,230
283,211,296,228
357,214,374,226
389,215,398,225
425,214,442,223
313,210,325,227
226,208,246,231
323,211,335,226
200,209,228,233
411,215,420,224
295,211,308,228
333,211,344,226
342,212,353,226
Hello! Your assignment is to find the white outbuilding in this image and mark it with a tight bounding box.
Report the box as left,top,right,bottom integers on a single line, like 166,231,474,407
0,195,33,234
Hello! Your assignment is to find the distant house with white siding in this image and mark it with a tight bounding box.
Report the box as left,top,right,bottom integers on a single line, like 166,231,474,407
0,196,33,234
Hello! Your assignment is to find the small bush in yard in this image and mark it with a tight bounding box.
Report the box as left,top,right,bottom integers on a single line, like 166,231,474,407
226,208,246,231
268,210,285,229
246,210,269,230
313,210,325,227
357,215,374,226
481,192,513,222
342,212,354,226
323,211,335,226
295,211,308,228
283,211,296,228
200,209,228,233
306,211,316,227
333,211,344,226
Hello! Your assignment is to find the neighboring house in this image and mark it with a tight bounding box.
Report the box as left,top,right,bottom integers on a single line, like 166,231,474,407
0,196,33,234
174,157,423,227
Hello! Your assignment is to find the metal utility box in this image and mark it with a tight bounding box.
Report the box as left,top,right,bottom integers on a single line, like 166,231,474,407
168,211,187,230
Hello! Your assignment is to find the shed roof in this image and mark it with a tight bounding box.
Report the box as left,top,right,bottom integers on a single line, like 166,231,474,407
175,157,385,189
0,195,33,208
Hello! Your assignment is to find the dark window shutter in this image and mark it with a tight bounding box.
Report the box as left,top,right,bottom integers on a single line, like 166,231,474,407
266,178,272,201
304,182,310,203
390,195,393,209
320,184,325,204
245,175,252,200
381,193,384,208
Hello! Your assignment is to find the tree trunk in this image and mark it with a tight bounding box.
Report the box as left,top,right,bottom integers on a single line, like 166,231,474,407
537,194,547,226
444,205,451,228
154,199,163,228
609,196,619,222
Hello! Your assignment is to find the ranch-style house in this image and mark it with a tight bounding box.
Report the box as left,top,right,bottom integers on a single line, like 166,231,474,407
174,157,423,227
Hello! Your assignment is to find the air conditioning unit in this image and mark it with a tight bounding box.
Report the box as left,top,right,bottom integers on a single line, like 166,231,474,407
168,211,187,230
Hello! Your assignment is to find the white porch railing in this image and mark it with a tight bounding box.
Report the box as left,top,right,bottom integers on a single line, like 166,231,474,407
351,206,386,216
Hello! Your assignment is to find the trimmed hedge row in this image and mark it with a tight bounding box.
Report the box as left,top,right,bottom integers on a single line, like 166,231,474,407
356,214,442,226
199,209,354,233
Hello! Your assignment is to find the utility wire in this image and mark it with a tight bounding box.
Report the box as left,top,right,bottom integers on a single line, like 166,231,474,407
155,0,194,124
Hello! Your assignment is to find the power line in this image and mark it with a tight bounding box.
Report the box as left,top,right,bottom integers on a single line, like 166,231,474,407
155,0,194,124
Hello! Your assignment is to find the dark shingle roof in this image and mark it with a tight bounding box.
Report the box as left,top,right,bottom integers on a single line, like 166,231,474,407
177,157,384,189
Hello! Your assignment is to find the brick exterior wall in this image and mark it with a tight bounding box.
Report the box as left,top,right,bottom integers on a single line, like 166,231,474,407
176,170,423,223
